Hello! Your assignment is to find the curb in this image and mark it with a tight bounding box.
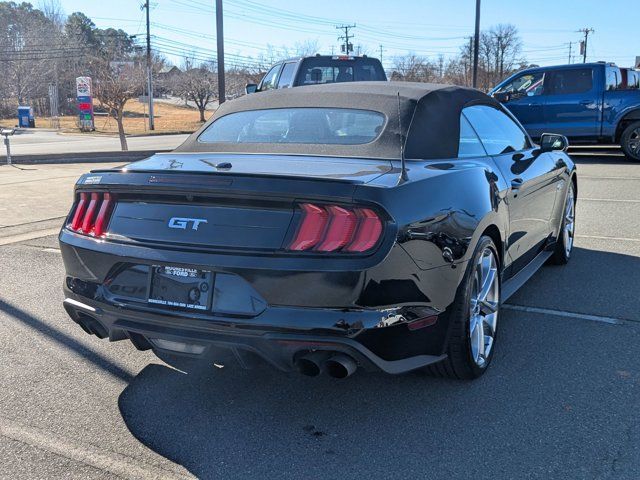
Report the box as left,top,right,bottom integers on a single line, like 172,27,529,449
4,150,168,165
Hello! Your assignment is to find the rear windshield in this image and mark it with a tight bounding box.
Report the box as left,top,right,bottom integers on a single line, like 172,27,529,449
295,57,387,86
198,108,386,145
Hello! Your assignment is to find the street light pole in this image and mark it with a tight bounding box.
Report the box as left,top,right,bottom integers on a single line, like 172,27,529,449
216,0,226,105
472,0,481,88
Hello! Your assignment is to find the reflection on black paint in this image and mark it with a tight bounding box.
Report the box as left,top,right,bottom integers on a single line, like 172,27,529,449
360,279,430,306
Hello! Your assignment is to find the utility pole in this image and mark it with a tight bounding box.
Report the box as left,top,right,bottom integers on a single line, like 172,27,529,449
568,41,572,64
578,28,594,63
495,34,504,79
472,0,481,88
467,36,473,86
379,44,384,63
336,24,356,54
143,0,154,130
216,0,225,104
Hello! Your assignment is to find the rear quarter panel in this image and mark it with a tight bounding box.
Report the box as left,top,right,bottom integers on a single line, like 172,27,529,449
356,158,509,272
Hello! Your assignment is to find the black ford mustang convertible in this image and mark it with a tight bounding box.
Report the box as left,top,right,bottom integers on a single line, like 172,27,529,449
60,82,576,380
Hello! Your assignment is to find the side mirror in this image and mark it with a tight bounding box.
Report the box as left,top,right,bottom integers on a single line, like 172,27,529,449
492,91,511,103
539,133,569,153
245,83,258,94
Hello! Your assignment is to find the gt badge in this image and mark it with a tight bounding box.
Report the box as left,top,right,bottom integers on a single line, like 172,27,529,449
168,217,208,231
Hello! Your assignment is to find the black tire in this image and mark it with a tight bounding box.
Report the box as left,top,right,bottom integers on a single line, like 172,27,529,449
427,236,500,380
620,120,640,162
549,181,575,265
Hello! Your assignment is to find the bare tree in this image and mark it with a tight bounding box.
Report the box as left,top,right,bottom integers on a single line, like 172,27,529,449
492,24,522,79
226,66,262,99
174,63,218,122
390,54,437,82
93,59,144,151
38,0,65,26
263,39,321,63
476,24,523,89
292,39,320,57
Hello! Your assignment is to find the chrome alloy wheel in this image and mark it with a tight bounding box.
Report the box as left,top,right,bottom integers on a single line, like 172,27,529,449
563,184,575,258
469,247,499,368
627,127,640,158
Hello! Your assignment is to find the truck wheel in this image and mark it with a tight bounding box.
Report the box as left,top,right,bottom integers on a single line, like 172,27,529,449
621,121,640,161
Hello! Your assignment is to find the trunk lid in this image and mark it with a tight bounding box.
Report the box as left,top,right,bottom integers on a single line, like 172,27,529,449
76,153,395,252
124,152,393,184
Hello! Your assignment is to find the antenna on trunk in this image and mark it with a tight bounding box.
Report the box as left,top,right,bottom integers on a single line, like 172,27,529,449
397,91,409,183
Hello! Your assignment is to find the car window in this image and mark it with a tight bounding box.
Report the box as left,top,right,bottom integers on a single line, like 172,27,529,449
260,64,282,91
495,72,544,97
463,105,529,155
605,67,622,91
545,68,593,95
298,65,352,85
458,115,487,157
277,63,297,89
295,58,386,86
198,108,386,145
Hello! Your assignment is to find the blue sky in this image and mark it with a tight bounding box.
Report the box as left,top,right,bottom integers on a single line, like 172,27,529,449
51,0,639,70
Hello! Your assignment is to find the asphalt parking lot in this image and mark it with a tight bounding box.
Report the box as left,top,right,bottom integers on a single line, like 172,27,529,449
0,152,639,479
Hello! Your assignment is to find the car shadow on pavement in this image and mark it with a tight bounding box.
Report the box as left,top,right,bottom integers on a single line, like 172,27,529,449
0,297,134,383
117,245,640,479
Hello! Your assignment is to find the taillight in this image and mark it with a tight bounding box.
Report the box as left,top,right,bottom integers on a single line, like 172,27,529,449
68,191,116,237
344,208,383,252
288,203,328,251
314,205,357,252
70,192,88,231
93,193,115,237
287,203,383,253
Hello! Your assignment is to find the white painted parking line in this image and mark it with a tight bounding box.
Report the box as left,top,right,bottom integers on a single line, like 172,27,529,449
580,198,640,204
0,228,61,246
503,304,623,325
575,234,640,243
579,175,640,180
0,416,194,480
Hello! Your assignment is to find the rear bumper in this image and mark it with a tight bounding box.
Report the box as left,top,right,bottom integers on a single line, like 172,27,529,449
59,229,465,374
63,295,447,374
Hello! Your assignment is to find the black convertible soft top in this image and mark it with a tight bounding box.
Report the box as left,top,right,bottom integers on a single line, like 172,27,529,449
176,81,501,160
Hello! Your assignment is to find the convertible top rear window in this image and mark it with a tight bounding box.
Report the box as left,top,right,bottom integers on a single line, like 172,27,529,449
198,108,386,145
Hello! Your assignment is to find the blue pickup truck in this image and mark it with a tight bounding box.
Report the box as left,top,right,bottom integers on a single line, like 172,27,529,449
491,62,640,161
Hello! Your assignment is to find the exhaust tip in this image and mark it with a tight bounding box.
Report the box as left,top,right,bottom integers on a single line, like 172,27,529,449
296,358,322,377
295,351,331,377
325,354,357,379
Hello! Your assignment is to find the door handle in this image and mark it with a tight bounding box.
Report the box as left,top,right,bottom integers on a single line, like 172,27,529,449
579,100,592,105
511,178,524,190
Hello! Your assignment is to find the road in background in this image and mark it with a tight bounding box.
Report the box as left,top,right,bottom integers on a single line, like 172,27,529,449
0,154,639,479
2,130,188,157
